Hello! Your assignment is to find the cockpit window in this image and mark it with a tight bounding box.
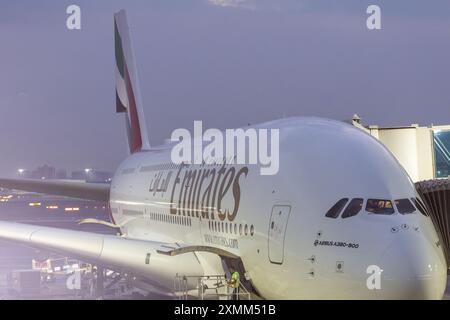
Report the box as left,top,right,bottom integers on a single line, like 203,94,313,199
342,198,363,218
394,198,416,214
411,197,429,217
366,199,394,215
325,198,349,218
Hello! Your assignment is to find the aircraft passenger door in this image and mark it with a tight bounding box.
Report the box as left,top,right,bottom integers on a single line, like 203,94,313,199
268,205,291,264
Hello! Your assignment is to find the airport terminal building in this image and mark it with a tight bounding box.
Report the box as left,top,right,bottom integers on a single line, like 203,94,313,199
350,115,450,182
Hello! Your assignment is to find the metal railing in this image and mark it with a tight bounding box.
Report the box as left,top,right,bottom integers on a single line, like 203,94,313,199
173,274,189,299
226,281,252,301
174,274,251,300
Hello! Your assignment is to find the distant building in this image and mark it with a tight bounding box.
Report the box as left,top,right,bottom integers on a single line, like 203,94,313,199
16,169,31,179
71,170,85,180
85,170,112,183
71,169,112,183
30,165,56,180
350,115,450,182
56,169,67,180
17,166,111,183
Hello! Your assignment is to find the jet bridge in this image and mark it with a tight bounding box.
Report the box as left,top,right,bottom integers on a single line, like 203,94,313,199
416,179,450,272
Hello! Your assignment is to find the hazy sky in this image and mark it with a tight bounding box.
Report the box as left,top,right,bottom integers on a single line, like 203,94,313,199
0,0,449,177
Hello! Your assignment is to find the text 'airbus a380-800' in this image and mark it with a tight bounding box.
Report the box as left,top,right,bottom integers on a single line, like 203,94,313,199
0,10,446,300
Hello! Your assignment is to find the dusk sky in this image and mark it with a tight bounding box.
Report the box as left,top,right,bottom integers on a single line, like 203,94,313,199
1,0,449,177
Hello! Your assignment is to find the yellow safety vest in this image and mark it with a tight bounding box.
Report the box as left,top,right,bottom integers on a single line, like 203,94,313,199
231,271,240,288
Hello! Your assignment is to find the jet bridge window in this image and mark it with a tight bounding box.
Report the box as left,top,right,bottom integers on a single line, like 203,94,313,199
325,198,349,218
433,130,450,178
366,199,394,215
341,198,363,218
394,198,416,214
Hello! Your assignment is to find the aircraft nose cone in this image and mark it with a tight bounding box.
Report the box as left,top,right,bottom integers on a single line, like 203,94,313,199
377,233,447,300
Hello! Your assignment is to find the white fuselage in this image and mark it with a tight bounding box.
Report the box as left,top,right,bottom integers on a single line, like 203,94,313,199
109,117,447,299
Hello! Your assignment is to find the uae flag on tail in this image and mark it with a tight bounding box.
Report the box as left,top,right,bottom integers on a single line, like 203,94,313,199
115,21,128,114
114,10,150,154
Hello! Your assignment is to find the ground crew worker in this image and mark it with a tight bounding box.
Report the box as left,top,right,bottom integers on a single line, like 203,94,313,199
228,267,240,300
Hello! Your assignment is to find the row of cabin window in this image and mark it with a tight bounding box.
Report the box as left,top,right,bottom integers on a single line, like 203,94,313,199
139,161,243,174
325,197,429,219
149,212,192,226
208,220,255,236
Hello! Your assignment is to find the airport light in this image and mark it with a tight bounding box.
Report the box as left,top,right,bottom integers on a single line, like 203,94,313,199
84,168,92,173
65,207,80,212
29,202,41,207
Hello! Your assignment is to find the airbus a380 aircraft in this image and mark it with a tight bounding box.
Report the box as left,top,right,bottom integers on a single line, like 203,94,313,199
0,10,447,300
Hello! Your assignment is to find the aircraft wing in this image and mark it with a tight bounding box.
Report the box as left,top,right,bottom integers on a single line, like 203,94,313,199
0,221,163,268
0,178,110,202
0,221,239,290
0,221,210,290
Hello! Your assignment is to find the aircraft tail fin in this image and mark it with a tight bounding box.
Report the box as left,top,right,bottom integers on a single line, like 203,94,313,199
114,10,151,153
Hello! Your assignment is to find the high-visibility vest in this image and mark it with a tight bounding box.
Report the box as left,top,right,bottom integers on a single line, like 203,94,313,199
231,271,240,288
